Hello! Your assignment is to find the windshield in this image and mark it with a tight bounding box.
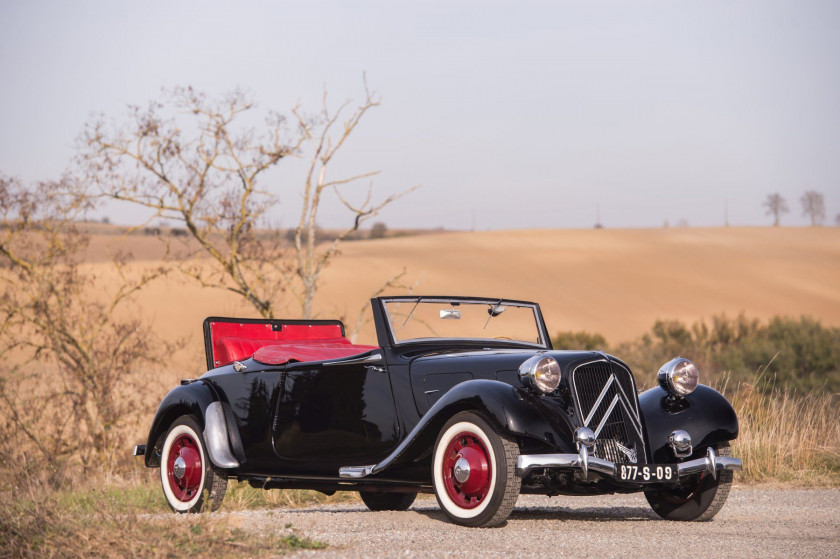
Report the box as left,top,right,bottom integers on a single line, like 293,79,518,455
382,297,547,347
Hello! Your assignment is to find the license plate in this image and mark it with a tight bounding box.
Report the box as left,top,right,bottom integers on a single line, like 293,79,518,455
616,463,677,483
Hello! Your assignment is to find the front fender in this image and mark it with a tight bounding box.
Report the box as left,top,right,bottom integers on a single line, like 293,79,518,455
359,379,576,476
143,380,241,470
639,384,739,463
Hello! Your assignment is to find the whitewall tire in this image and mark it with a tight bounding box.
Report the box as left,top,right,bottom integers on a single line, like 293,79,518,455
432,411,520,527
160,416,227,513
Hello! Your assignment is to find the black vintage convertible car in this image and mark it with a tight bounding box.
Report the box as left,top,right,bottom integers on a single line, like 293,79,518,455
134,296,742,527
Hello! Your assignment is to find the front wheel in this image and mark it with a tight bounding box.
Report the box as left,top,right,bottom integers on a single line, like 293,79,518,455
432,411,520,527
160,415,228,513
359,491,417,511
645,442,734,521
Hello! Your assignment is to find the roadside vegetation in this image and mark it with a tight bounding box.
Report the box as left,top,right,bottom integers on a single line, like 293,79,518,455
0,467,328,558
554,314,840,393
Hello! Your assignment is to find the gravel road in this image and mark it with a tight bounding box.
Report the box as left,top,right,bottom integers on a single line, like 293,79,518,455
221,487,839,558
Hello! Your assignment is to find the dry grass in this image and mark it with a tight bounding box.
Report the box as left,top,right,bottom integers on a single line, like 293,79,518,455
0,470,328,558
722,376,840,485
223,480,360,510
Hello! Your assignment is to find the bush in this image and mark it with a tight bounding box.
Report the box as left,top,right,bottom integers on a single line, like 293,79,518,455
552,330,608,351
370,222,388,239
558,315,840,392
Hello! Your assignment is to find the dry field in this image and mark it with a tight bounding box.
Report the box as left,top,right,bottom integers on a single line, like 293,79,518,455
85,226,840,378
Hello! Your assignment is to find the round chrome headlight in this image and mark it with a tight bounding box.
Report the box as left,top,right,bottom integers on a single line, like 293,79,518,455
657,357,699,396
519,354,562,394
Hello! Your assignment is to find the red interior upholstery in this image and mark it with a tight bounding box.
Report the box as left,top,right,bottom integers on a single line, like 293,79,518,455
207,320,377,367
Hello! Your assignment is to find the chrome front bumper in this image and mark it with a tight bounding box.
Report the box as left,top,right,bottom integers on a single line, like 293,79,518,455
516,445,742,482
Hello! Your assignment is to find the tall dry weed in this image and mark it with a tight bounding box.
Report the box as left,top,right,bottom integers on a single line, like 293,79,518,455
721,372,840,484
0,465,326,558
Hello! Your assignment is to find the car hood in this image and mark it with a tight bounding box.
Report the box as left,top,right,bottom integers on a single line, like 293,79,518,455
406,347,609,416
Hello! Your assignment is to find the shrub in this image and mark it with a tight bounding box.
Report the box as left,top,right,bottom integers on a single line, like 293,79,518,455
370,222,388,239
606,315,840,392
552,330,608,351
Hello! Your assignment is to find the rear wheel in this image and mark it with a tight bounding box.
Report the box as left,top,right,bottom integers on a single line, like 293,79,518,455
432,411,520,527
645,442,733,521
359,491,417,511
160,416,227,513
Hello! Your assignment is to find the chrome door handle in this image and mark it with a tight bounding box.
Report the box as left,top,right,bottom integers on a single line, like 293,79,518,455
365,365,387,374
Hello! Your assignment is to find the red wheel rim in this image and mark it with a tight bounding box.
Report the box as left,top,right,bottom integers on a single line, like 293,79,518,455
166,433,203,502
441,431,492,509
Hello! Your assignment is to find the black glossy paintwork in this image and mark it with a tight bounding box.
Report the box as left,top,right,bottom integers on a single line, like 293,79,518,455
142,296,741,495
144,379,219,467
366,378,581,476
639,384,739,463
271,358,400,474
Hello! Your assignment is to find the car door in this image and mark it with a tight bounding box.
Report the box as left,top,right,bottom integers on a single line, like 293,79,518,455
271,352,401,475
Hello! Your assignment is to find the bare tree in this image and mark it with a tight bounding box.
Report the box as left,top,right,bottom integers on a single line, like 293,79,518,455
0,174,165,475
288,87,416,318
79,84,414,320
762,193,789,226
800,190,825,226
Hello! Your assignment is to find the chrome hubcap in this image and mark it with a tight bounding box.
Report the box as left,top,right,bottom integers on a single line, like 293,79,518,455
453,456,471,484
173,456,186,479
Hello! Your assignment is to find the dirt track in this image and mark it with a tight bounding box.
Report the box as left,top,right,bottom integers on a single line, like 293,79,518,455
214,488,840,558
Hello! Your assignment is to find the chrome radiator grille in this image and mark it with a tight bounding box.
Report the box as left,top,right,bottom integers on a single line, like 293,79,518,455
570,360,645,464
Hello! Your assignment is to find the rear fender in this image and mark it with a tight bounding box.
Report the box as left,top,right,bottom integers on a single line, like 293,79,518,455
362,379,577,476
143,380,242,470
639,384,739,463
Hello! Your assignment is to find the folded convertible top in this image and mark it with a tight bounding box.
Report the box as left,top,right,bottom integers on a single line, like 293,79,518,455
252,342,378,365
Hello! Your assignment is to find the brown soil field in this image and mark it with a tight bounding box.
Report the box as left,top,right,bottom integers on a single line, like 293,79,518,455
83,226,840,376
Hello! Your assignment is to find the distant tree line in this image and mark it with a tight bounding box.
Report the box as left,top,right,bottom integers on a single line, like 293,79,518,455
763,190,834,226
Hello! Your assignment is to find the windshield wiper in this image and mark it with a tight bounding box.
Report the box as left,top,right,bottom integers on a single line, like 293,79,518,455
401,297,422,327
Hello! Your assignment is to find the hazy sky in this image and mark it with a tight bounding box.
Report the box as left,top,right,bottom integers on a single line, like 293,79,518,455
2,1,839,229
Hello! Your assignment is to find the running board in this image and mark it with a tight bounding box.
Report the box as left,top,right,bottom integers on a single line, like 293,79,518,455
339,465,375,478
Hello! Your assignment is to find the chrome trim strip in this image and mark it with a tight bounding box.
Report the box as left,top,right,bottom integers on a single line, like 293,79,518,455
583,374,615,426
323,353,382,367
609,359,640,416
203,402,240,469
616,392,645,440
592,395,620,439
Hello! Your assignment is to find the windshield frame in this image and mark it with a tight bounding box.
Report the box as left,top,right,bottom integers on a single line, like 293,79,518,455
378,296,551,349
